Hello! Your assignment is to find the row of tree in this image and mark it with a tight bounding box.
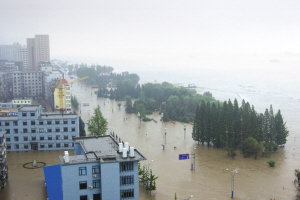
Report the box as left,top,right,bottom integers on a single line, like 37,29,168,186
192,99,289,158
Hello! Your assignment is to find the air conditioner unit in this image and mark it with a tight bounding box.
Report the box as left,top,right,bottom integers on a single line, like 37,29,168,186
61,130,63,132
20,131,23,133
93,174,97,178
89,186,93,189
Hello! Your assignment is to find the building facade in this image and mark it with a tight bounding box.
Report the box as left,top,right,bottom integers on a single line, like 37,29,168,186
0,105,79,151
0,131,8,189
54,79,72,112
43,136,146,200
0,72,13,102
12,71,45,98
27,35,50,71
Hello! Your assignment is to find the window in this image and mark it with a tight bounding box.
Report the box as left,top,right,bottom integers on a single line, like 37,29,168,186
7,145,11,149
64,143,69,148
30,112,35,116
5,129,10,134
39,128,44,133
31,120,35,125
47,120,51,125
63,120,68,124
79,181,87,189
14,137,19,142
23,128,28,133
24,144,28,149
79,167,87,175
56,143,60,148
5,121,9,126
64,135,68,140
40,144,44,149
13,121,18,126
23,121,27,126
24,136,28,141
120,189,134,199
55,128,60,132
93,194,101,200
56,135,60,140
55,120,59,125
92,166,100,174
71,127,75,132
22,112,26,117
80,195,87,200
47,128,52,132
120,175,134,185
93,180,100,188
15,144,19,149
71,119,75,124
40,136,44,141
31,128,36,133
39,121,43,125
48,144,53,148
32,136,36,141
64,127,68,132
6,137,10,142
14,129,18,134
48,135,52,140
120,162,134,172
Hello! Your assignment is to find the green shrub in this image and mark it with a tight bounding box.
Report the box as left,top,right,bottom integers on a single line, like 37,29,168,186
142,117,152,122
146,110,153,115
268,159,276,167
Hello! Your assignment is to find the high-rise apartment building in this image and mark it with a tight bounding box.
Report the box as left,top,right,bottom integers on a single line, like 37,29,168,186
0,43,22,62
27,35,50,71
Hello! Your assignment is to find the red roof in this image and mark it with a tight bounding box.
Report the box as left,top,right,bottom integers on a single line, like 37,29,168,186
55,79,69,87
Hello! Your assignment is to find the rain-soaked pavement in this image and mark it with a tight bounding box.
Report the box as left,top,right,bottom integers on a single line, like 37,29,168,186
0,78,298,200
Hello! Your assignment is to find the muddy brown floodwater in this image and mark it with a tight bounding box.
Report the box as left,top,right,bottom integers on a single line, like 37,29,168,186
0,78,299,200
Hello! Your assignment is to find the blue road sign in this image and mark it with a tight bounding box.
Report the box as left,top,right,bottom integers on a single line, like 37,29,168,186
82,122,85,127
179,154,189,160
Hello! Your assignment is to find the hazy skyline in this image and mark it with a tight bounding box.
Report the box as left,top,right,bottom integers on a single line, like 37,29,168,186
1,0,300,65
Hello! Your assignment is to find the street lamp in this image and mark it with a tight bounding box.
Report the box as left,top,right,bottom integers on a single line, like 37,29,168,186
226,168,239,198
161,112,163,121
164,128,167,144
138,112,141,123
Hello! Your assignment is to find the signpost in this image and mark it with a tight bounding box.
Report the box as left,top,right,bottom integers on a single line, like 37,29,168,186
179,154,195,170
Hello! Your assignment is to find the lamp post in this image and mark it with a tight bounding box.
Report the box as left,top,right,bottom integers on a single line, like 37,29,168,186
164,128,167,144
143,160,154,187
138,112,141,123
226,168,239,198
184,124,186,138
161,112,164,121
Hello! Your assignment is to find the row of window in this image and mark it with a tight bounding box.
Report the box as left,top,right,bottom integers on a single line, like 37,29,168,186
120,162,134,172
1,119,76,125
6,135,75,142
1,127,76,134
80,193,101,200
120,175,134,185
79,166,100,175
121,189,134,199
79,180,100,189
7,143,73,150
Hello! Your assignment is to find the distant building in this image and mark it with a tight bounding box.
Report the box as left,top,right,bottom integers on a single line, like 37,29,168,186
12,98,33,107
27,35,50,71
54,79,72,112
43,135,146,200
0,105,79,151
0,131,8,189
0,72,13,101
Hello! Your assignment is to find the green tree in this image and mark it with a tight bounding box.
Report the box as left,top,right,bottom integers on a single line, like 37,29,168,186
79,117,86,137
118,103,122,109
87,105,108,136
294,169,300,199
268,159,276,167
125,96,134,113
274,110,289,145
146,169,158,193
242,137,264,159
192,105,201,143
135,103,146,119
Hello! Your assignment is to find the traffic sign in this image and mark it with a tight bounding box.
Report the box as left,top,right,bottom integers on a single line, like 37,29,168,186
179,154,189,160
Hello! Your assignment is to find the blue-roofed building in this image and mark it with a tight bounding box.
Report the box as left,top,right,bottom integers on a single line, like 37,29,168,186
0,105,79,151
44,135,146,200
0,131,8,189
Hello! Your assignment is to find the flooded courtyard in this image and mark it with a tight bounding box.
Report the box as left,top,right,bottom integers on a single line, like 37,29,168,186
0,77,299,200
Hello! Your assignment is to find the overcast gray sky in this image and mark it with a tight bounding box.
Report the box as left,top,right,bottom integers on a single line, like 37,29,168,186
1,0,300,63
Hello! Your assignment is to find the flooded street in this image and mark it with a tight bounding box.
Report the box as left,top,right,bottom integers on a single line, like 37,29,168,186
0,71,299,200
72,79,299,200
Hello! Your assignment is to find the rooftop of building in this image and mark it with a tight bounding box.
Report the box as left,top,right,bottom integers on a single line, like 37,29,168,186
59,135,146,165
18,105,41,112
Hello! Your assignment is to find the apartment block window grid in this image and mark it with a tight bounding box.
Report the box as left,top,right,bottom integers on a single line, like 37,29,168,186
120,189,134,199
120,175,134,185
120,162,134,172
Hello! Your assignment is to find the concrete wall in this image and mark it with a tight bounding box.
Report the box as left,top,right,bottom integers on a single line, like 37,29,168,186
61,162,101,200
101,162,120,200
